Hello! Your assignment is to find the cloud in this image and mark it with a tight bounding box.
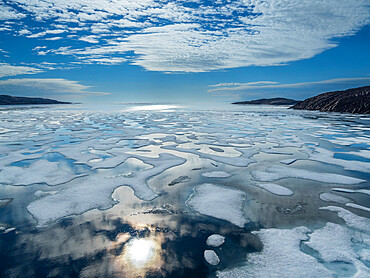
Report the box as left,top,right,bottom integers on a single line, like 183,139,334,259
0,78,110,96
208,76,370,100
208,77,370,93
0,63,43,78
1,0,369,72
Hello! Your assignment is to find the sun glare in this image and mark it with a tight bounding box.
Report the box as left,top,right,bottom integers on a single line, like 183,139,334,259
127,238,156,267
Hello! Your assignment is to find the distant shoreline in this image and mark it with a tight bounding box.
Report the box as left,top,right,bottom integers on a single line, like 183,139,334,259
0,95,71,105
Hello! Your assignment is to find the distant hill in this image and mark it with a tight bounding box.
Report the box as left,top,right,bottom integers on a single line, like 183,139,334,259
0,95,71,105
290,86,370,114
232,97,300,106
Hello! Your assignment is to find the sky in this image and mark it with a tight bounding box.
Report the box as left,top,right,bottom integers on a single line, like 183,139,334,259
0,0,369,103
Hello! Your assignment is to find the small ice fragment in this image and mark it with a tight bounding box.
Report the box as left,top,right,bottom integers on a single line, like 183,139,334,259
255,183,293,196
319,193,350,204
0,198,13,207
204,250,220,265
202,171,231,178
34,190,57,198
168,176,190,186
4,227,16,234
207,234,225,247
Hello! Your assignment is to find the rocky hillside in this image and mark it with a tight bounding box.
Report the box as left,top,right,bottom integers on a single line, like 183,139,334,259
291,86,369,114
0,95,71,105
232,97,300,105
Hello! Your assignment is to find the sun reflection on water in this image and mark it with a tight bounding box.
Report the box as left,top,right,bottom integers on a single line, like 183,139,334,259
114,233,164,278
127,238,156,267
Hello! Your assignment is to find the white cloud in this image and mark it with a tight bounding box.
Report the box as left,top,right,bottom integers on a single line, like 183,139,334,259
0,78,110,95
1,0,369,72
208,77,370,93
0,63,43,78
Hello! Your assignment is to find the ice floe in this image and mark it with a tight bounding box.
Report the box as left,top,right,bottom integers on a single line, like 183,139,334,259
319,192,351,204
206,234,225,247
202,171,231,178
305,222,370,277
0,159,86,186
255,183,293,196
27,153,185,226
204,250,220,265
252,165,365,185
320,206,370,232
186,183,247,227
217,227,332,278
332,188,370,196
345,203,370,213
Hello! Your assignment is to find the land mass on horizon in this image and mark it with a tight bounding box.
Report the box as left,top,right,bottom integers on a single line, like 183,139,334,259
232,97,300,106
291,86,369,114
0,95,71,105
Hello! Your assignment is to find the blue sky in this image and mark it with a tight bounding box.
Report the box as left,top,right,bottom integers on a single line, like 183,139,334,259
0,0,369,103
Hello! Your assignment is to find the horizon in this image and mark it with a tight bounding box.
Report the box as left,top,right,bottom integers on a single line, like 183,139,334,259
0,1,369,103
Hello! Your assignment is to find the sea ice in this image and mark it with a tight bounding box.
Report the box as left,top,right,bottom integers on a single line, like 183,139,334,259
345,203,370,213
204,250,220,265
307,147,370,172
252,165,365,185
319,192,351,204
186,183,247,227
27,153,186,226
206,234,225,247
202,171,231,178
320,206,370,232
255,183,293,196
217,227,332,278
332,188,370,196
305,222,370,277
0,159,85,186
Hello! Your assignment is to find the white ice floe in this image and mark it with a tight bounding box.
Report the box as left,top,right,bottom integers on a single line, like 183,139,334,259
202,171,231,178
0,159,85,186
320,206,370,232
217,227,332,278
305,223,357,263
33,190,58,198
306,147,370,172
186,183,247,227
27,153,186,227
345,203,370,213
252,165,365,185
305,223,370,277
204,250,220,265
206,234,225,247
332,188,370,196
319,192,351,204
255,183,293,196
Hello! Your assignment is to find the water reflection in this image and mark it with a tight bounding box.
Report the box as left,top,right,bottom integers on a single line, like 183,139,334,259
115,235,163,277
